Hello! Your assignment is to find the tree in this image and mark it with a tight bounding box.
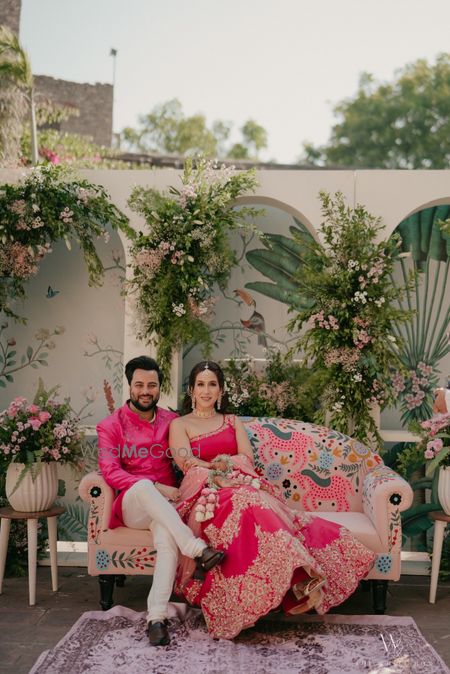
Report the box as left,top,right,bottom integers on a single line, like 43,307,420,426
121,98,268,160
0,26,38,165
301,53,450,169
227,119,268,159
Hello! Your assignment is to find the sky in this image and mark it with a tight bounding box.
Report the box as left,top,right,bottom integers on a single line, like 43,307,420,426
20,0,450,163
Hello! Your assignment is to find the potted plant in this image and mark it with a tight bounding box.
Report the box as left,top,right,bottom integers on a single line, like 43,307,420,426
0,380,84,511
422,412,450,515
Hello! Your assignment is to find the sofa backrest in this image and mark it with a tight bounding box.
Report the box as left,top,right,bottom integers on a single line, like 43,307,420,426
243,417,384,513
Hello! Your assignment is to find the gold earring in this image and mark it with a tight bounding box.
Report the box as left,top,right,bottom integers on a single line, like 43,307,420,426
216,393,222,410
191,392,196,410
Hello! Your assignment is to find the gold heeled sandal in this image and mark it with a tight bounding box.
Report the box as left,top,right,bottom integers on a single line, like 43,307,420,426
292,576,326,600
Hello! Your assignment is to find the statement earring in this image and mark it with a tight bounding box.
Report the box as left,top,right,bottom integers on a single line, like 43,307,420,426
216,393,222,410
190,391,196,410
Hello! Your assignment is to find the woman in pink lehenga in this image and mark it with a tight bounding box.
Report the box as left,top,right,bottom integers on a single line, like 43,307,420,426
169,361,375,640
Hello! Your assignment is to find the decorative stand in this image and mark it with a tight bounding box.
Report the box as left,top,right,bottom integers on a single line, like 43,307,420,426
0,505,66,606
429,511,450,604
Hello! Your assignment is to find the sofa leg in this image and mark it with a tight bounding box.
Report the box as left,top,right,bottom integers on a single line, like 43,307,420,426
99,574,115,610
372,579,388,614
115,574,126,587
360,579,371,592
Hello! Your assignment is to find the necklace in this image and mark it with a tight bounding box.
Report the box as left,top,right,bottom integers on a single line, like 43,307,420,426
192,408,217,419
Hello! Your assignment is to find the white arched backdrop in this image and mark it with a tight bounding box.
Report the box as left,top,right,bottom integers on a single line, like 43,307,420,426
0,167,449,560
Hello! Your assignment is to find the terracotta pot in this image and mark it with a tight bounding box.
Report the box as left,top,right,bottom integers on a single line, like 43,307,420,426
5,462,58,512
438,466,450,516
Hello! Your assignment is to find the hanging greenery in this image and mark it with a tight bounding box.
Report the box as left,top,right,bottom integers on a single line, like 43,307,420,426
127,158,261,389
0,164,133,320
288,191,414,445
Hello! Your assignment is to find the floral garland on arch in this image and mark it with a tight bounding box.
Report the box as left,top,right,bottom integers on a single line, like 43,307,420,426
127,158,261,389
288,191,413,445
0,164,133,320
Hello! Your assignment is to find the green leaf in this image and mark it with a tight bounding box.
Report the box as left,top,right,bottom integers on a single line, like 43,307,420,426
0,379,5,387
26,346,33,360
5,374,13,382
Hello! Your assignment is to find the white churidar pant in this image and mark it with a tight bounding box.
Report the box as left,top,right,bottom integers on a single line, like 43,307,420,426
122,479,206,622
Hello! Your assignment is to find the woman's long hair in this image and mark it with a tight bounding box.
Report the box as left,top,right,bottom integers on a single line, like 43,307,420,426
182,361,229,415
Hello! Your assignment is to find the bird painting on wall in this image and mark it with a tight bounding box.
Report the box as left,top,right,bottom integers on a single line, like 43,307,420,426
234,289,267,347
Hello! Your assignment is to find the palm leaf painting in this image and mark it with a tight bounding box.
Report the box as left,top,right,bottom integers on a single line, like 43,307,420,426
389,205,450,423
245,217,314,309
56,501,88,541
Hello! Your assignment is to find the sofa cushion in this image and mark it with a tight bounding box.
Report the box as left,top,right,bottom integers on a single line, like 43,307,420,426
310,511,384,552
244,418,383,513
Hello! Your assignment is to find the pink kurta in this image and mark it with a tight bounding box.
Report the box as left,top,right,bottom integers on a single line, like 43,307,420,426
97,403,177,528
175,415,375,639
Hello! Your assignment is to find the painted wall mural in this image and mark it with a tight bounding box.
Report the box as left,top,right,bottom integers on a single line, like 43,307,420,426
0,226,125,541
1,188,449,545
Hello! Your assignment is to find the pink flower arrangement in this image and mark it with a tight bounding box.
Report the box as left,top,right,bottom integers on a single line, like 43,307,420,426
0,393,84,469
420,412,450,477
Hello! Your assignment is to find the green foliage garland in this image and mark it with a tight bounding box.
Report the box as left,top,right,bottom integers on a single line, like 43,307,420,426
288,191,413,444
127,158,261,389
0,164,133,319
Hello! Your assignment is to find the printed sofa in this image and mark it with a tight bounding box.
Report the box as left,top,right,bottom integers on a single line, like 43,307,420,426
79,417,413,613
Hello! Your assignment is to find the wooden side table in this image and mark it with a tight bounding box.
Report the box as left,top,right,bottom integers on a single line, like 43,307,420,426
0,505,66,606
429,510,450,603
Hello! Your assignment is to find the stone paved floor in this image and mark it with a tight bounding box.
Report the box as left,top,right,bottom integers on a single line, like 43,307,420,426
0,568,448,673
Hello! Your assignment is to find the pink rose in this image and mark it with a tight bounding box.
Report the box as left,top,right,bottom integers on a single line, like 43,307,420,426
38,411,51,423
28,417,42,431
27,404,40,414
424,448,435,459
427,438,443,453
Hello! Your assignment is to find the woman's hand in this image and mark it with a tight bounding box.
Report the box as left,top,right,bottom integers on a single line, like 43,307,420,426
183,457,211,472
210,459,229,473
156,483,181,502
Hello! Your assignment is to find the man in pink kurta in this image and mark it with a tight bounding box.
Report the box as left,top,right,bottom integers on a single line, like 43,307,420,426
97,356,224,646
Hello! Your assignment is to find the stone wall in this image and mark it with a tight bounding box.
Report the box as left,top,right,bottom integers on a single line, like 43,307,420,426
35,75,113,147
0,0,21,34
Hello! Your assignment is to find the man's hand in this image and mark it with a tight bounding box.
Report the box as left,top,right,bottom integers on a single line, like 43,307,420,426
156,483,181,502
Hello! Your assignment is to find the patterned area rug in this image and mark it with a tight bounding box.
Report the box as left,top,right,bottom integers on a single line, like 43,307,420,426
30,604,449,674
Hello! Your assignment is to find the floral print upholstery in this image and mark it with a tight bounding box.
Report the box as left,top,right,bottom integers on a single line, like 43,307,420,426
79,417,413,582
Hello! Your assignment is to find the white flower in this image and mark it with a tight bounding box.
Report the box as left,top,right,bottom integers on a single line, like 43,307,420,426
353,373,363,382
374,297,385,307
332,402,343,412
353,290,368,304
172,303,186,317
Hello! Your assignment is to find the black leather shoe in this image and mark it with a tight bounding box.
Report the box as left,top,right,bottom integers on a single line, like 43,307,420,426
196,546,225,572
147,620,170,646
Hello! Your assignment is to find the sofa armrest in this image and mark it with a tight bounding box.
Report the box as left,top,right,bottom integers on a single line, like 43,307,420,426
362,466,413,551
79,471,114,542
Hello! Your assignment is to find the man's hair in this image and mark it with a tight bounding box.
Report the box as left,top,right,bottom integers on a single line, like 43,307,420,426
125,356,163,386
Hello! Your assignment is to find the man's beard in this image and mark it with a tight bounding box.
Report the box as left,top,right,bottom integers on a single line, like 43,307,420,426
129,393,159,413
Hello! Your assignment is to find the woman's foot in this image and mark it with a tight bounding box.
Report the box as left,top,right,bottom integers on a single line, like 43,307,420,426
292,576,326,600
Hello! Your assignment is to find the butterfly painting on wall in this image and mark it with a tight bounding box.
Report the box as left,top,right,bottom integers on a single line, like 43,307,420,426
46,286,60,299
